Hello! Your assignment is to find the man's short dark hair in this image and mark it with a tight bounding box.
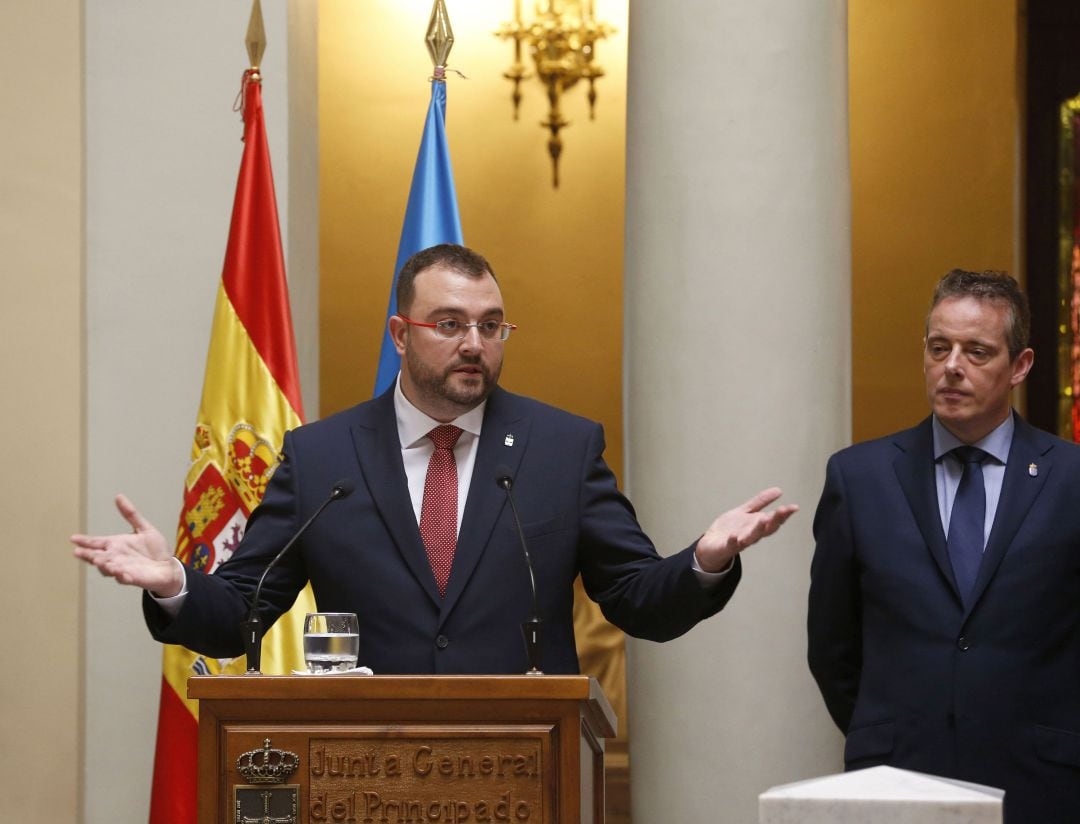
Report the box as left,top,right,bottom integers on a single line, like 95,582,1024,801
396,244,496,314
927,269,1031,360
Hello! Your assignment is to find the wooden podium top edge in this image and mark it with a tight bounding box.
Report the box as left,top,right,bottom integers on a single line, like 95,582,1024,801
191,673,597,703
188,674,616,736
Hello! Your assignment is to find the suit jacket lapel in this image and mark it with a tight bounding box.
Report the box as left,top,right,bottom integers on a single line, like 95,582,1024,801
349,390,445,608
966,414,1054,614
440,388,531,621
892,418,959,600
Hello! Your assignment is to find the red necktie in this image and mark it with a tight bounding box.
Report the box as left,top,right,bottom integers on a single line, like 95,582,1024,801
419,424,463,596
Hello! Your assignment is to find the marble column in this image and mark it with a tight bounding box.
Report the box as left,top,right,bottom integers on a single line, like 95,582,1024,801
624,1,851,821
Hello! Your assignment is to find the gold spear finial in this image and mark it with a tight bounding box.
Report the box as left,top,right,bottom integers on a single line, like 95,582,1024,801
246,0,267,73
426,0,454,71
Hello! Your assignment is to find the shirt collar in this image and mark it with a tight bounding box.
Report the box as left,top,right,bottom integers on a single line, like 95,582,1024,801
932,412,1014,464
394,374,486,449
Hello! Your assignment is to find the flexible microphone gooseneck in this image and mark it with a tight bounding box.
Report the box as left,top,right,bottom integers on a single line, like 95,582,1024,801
242,478,355,674
495,465,543,675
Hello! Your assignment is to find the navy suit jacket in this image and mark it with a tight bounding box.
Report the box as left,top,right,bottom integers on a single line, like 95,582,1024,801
146,386,740,674
808,414,1080,822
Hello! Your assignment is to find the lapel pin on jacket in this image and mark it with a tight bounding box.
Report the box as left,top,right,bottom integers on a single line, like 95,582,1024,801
1029,462,1038,477
504,434,515,447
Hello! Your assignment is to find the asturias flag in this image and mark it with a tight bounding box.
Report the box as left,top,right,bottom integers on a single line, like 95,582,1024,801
373,77,464,396
148,69,315,823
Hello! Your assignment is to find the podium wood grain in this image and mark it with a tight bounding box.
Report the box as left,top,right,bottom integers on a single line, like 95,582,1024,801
190,675,616,824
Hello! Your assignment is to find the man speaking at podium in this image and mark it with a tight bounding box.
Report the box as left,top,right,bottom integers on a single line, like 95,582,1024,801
73,243,795,674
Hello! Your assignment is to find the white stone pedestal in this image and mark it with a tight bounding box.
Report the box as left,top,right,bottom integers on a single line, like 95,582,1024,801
759,765,1003,823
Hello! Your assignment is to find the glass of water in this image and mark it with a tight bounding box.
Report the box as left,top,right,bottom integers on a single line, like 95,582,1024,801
303,612,359,672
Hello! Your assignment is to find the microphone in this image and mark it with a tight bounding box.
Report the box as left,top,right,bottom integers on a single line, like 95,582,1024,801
242,478,355,674
495,464,543,675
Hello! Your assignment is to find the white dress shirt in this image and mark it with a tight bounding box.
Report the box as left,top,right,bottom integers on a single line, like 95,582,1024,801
395,376,485,531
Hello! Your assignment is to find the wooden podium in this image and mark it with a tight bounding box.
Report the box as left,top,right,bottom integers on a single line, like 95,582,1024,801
189,675,616,824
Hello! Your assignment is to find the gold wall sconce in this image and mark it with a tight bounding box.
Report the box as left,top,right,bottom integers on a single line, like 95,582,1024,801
497,1,614,188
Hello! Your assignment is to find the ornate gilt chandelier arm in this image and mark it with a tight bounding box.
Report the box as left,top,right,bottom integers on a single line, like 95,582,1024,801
496,1,531,120
497,0,614,188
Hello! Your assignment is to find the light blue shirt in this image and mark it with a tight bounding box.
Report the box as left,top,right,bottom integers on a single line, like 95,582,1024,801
932,414,1014,547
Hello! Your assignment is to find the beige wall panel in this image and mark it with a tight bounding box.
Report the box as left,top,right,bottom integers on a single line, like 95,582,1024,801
850,0,1020,441
0,2,83,820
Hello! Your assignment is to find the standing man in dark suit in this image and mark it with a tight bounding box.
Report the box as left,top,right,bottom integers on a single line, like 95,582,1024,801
808,269,1080,822
74,243,796,674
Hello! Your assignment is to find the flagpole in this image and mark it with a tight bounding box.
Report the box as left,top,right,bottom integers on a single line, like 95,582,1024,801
426,0,454,74
246,0,266,77
372,0,465,396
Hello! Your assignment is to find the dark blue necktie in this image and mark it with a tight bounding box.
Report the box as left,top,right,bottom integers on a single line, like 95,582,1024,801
947,446,988,603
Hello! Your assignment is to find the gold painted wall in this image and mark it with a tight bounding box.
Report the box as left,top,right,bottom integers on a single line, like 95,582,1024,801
319,1,628,484
317,1,632,790
850,1,1020,442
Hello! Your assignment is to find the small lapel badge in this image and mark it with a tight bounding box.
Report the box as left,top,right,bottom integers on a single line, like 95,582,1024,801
1029,462,1038,477
504,434,515,447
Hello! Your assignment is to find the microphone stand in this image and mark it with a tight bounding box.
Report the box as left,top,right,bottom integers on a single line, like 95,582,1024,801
242,479,354,674
497,470,544,675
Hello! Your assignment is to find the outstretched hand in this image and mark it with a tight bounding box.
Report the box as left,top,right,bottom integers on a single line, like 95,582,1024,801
694,487,798,573
71,494,183,597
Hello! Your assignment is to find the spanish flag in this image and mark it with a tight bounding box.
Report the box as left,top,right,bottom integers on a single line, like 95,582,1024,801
148,69,314,823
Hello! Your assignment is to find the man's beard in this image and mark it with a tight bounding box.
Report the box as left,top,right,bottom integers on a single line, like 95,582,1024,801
404,347,501,411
